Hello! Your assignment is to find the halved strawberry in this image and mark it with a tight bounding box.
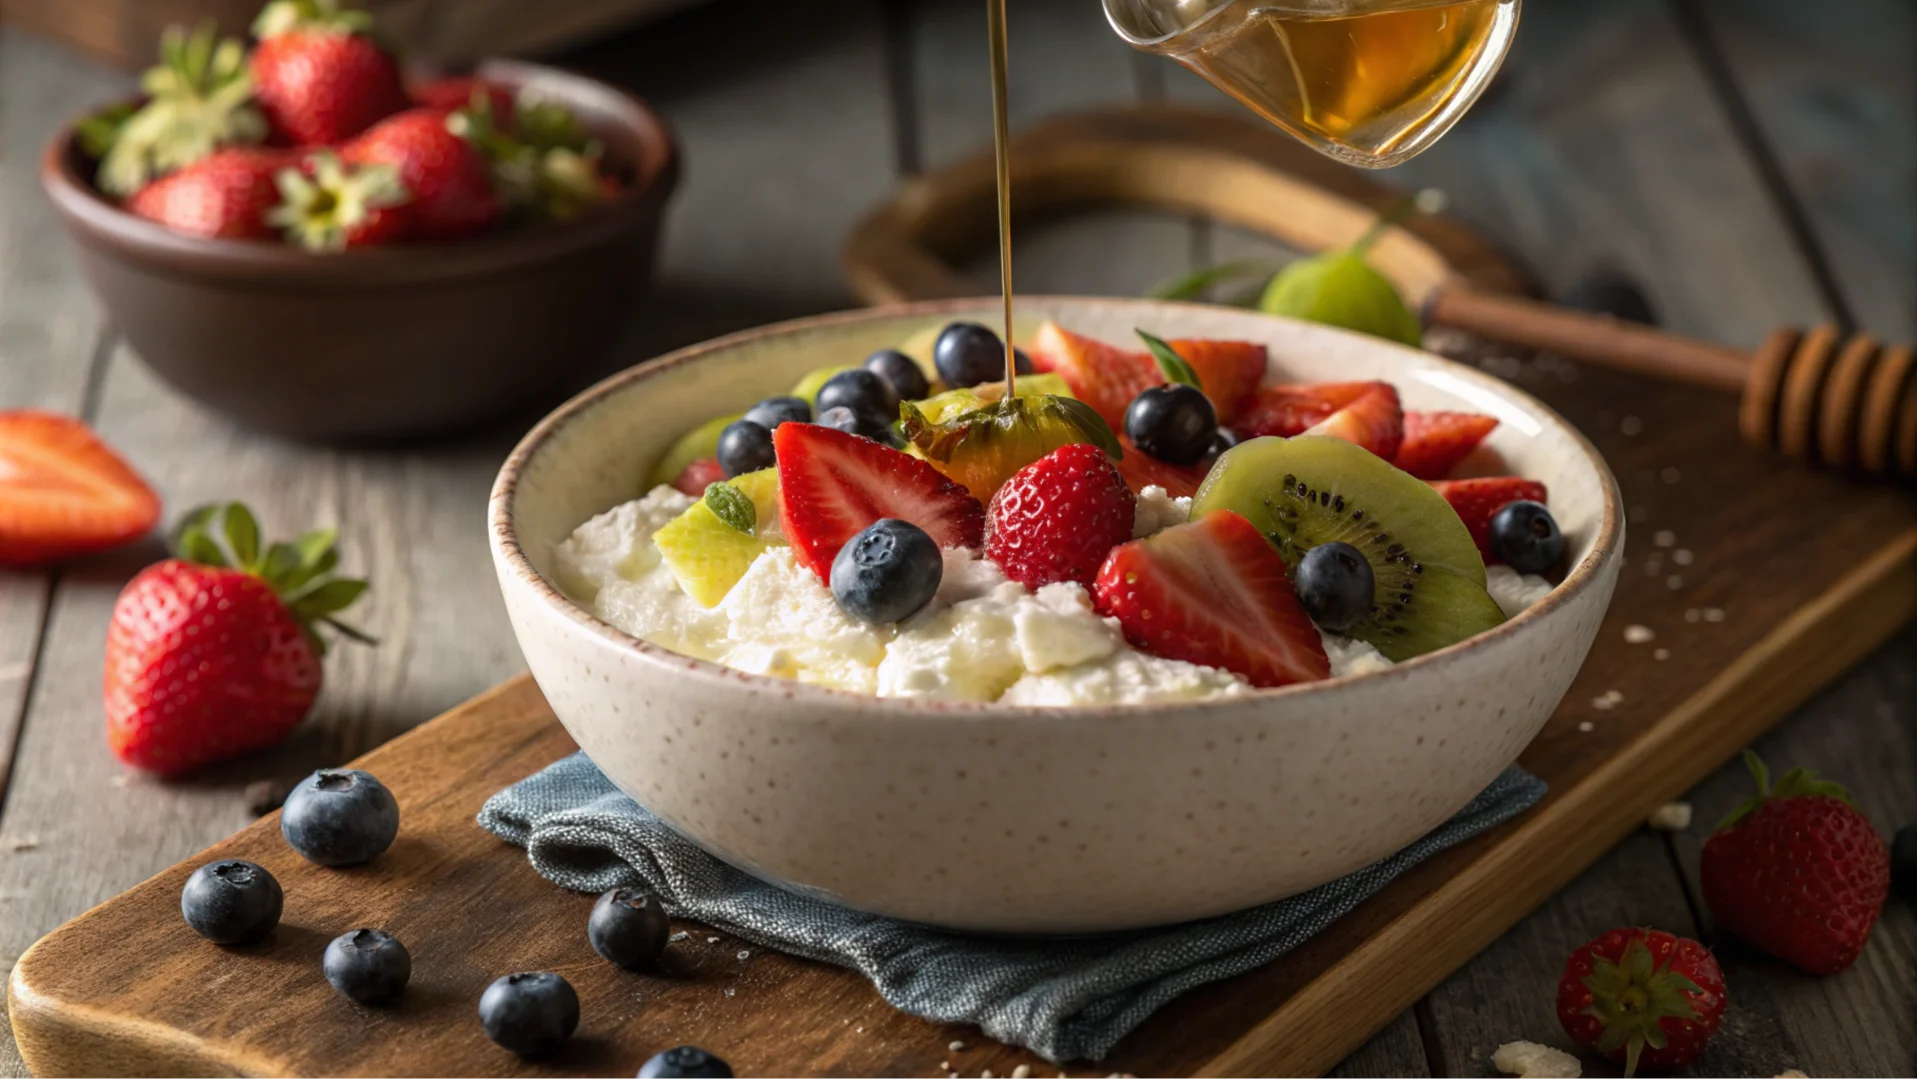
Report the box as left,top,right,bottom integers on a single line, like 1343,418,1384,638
670,456,726,497
775,423,985,581
1094,509,1329,688
1233,381,1375,439
1112,436,1211,498
1165,338,1266,425
1393,412,1499,479
1430,477,1548,562
1028,321,1159,430
1303,382,1403,460
0,411,162,567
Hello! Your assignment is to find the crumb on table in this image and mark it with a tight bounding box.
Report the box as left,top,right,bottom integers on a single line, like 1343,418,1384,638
1493,1040,1582,1078
1648,802,1693,831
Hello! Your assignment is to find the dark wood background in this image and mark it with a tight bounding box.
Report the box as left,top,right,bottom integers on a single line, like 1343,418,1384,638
0,0,1911,1074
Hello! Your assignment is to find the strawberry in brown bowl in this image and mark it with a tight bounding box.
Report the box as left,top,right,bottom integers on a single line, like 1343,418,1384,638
40,3,678,443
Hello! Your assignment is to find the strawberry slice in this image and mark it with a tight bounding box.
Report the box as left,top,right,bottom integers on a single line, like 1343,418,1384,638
1430,477,1548,562
1094,509,1329,688
670,456,726,497
1303,382,1403,460
1393,412,1500,479
1028,321,1160,431
1112,436,1210,498
0,411,161,567
1233,381,1375,439
1165,338,1267,425
775,423,985,581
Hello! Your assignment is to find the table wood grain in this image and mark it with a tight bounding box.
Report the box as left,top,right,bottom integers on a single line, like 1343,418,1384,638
0,0,1911,1074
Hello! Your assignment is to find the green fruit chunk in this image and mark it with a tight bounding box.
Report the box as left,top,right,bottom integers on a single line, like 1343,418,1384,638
1259,252,1422,348
1193,435,1501,661
790,365,856,404
647,412,740,490
653,467,782,607
914,373,1073,425
902,394,1118,501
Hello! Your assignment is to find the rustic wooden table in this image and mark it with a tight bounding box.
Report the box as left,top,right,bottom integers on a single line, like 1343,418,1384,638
0,0,1910,1075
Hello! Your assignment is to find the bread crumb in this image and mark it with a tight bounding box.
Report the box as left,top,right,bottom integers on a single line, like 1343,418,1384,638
669,931,691,942
949,1041,968,1053
1493,1040,1582,1078
707,936,720,944
1592,690,1623,711
1654,648,1670,661
940,1063,950,1072
1648,802,1693,830
1653,530,1676,547
1013,1066,1032,1079
1577,721,1595,733
1624,624,1655,644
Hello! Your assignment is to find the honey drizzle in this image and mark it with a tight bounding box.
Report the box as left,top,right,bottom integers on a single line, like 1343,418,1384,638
987,0,1016,395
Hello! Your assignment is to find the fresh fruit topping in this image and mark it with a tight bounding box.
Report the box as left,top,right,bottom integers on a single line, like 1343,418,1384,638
639,1047,735,1079
716,419,776,478
323,929,411,1005
1125,384,1217,466
410,76,515,121
1295,541,1374,634
1700,752,1889,975
250,0,408,147
267,150,409,250
986,444,1136,591
105,502,373,775
743,395,811,431
125,147,287,240
1258,193,1435,347
281,767,399,866
1094,510,1330,688
1209,427,1240,457
1429,477,1549,563
935,321,1014,387
1393,411,1500,479
1233,381,1374,439
96,23,269,197
1027,321,1161,431
1161,338,1266,424
775,423,983,582
1194,436,1503,662
651,414,740,489
0,410,161,567
478,971,579,1058
344,108,500,241
865,348,931,402
180,859,283,945
901,393,1120,501
448,92,607,222
830,518,943,624
790,365,857,404
1556,927,1725,1077
1302,381,1403,460
587,886,670,970
670,457,726,498
818,405,898,445
654,467,781,606
1112,435,1210,498
1489,500,1564,574
816,368,898,425
1893,823,1917,900
911,373,1073,426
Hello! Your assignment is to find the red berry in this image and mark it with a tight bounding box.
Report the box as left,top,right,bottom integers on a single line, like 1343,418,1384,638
124,148,289,240
986,443,1135,590
774,423,984,583
1429,476,1548,562
1557,927,1725,1076
1026,322,1266,429
410,76,515,122
670,457,727,498
0,411,161,566
1233,381,1375,439
1160,338,1266,425
1111,436,1211,498
1301,381,1403,460
250,0,408,146
344,109,501,241
1392,411,1499,479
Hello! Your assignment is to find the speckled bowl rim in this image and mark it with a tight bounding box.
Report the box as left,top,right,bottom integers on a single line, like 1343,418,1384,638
489,296,1624,717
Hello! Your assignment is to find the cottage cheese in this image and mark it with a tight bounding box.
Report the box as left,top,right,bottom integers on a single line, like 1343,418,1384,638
555,484,1557,705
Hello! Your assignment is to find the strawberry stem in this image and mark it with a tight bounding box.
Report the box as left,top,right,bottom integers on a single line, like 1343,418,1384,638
170,501,374,654
1716,749,1857,830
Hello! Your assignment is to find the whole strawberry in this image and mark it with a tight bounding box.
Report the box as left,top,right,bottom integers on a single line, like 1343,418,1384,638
345,108,501,241
986,443,1135,590
1557,927,1725,1076
126,148,289,240
105,502,373,776
250,0,408,147
1700,751,1889,974
94,23,268,197
268,151,409,250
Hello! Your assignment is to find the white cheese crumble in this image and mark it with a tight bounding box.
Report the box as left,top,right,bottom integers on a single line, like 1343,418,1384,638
1131,484,1191,538
1492,1041,1582,1078
1486,565,1556,619
552,487,693,599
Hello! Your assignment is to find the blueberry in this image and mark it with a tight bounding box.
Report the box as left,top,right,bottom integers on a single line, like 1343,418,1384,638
863,349,930,403
324,928,411,1006
715,419,776,478
816,368,897,424
1892,823,1917,900
1013,347,1035,375
743,395,810,431
588,886,670,970
1488,500,1565,574
818,406,902,447
639,1046,734,1078
1124,384,1217,466
830,518,942,624
1295,542,1375,634
1208,426,1240,459
933,322,1007,388
180,859,283,945
478,971,580,1058
281,768,400,867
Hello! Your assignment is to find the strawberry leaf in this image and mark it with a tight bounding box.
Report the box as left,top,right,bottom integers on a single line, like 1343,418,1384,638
179,529,228,569
289,577,367,617
222,502,261,570
1136,329,1202,391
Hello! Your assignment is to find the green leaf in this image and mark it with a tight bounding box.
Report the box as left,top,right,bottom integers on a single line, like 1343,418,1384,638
288,577,368,618
75,103,138,160
1146,260,1282,302
260,541,301,586
318,616,379,647
167,504,222,561
179,529,228,568
1046,395,1123,459
1136,329,1202,390
704,481,756,534
221,502,261,569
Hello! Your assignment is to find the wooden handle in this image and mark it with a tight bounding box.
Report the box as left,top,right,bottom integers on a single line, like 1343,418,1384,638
1425,287,1751,394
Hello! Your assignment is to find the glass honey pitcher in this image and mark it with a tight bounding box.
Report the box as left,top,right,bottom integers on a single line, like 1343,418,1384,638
1104,0,1520,168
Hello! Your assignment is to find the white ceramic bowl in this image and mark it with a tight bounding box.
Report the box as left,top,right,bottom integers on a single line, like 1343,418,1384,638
489,298,1622,934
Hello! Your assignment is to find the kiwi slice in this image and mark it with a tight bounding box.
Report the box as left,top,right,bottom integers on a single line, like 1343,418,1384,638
1192,435,1504,662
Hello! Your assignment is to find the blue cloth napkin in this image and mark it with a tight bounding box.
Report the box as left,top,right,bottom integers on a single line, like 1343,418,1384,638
479,752,1544,1063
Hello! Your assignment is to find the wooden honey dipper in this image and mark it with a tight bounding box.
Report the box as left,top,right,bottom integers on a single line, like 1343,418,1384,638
1424,289,1917,480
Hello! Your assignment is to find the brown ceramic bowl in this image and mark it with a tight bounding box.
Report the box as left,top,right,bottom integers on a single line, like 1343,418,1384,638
40,60,678,443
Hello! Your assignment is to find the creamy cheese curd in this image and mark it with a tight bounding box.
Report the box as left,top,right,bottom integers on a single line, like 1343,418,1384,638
554,483,1556,704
